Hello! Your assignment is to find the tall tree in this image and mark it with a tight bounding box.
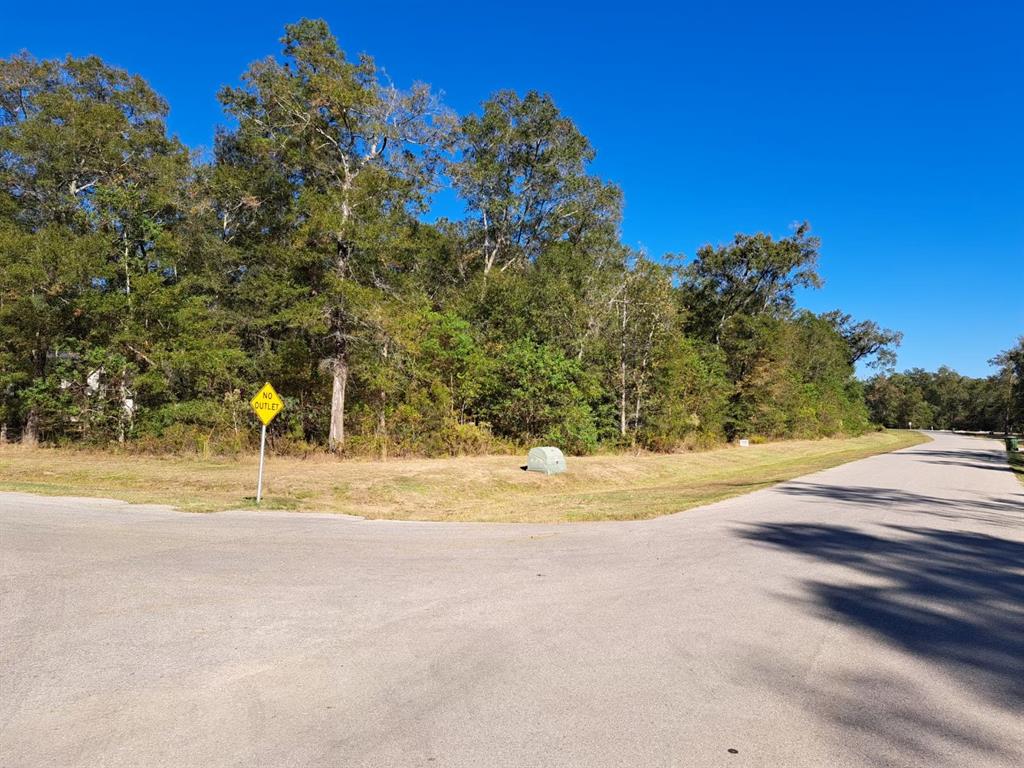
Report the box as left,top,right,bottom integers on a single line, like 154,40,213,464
682,223,822,343
821,310,903,370
609,254,677,437
448,90,620,276
216,19,448,450
991,337,1024,433
0,52,192,443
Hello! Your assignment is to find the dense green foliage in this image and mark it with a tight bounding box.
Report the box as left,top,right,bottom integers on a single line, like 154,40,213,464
5,20,1005,456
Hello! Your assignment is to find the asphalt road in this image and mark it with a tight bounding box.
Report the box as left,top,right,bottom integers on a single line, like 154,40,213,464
1,432,1022,768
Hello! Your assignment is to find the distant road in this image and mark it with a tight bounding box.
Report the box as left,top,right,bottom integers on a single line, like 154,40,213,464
2,432,1022,768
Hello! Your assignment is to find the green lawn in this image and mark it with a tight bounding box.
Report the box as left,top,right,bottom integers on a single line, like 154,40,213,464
1009,449,1024,487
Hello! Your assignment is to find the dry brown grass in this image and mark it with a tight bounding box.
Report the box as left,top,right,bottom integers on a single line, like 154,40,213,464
0,430,928,522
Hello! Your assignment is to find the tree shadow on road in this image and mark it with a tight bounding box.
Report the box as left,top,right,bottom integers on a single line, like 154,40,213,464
738,522,1024,708
737,521,1024,765
777,481,1023,526
743,659,1019,767
900,448,1009,465
916,459,1015,473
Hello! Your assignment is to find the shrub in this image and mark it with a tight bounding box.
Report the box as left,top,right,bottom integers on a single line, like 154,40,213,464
479,340,599,454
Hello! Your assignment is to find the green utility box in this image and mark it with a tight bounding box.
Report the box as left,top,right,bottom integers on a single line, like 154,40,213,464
1007,437,1020,452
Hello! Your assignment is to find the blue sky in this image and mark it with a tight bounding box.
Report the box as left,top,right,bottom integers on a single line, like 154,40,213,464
4,1,1021,376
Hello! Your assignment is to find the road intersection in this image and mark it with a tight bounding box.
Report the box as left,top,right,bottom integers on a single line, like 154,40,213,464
1,432,1021,767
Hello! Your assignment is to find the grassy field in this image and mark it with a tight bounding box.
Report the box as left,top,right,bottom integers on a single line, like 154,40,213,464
1009,449,1024,487
0,430,927,522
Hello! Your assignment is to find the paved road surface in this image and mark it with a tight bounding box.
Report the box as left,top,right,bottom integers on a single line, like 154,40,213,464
1,432,1022,767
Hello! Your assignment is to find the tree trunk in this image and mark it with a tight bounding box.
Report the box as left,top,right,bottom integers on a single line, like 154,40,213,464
123,238,132,302
482,211,496,275
22,411,39,447
118,373,131,444
619,299,628,437
378,341,389,459
328,358,348,452
1007,373,1015,436
620,358,627,437
328,220,354,454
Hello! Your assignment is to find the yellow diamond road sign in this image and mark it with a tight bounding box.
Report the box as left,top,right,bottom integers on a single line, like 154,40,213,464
250,382,285,426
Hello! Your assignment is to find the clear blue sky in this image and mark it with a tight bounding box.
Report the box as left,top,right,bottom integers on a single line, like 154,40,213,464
5,1,1022,376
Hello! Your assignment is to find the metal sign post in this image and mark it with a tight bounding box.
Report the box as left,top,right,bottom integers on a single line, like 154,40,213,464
256,423,268,503
249,382,285,505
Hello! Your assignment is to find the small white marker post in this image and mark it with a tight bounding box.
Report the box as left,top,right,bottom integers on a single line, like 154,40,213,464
249,382,285,505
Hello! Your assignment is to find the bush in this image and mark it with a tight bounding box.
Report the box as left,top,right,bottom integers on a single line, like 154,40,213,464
543,403,599,455
132,423,245,456
133,394,252,455
479,339,599,454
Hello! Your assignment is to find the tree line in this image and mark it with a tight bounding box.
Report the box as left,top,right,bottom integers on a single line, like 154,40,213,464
1,20,1017,455
865,344,1024,434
